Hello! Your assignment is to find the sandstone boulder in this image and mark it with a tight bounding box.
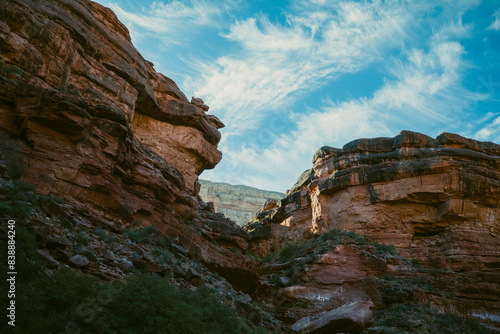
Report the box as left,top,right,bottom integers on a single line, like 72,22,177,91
68,255,90,267
292,301,373,333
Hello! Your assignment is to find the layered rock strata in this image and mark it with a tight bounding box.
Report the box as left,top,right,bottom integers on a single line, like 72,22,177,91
199,179,285,225
0,0,223,194
0,0,258,289
247,131,500,325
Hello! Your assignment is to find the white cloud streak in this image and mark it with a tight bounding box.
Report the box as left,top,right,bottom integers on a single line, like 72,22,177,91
475,116,500,142
488,9,500,30
102,0,240,45
96,0,498,192
185,0,413,137
206,34,489,191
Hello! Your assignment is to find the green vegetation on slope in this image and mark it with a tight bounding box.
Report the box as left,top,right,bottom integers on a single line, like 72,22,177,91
14,269,263,334
262,228,397,263
0,179,265,334
366,303,492,334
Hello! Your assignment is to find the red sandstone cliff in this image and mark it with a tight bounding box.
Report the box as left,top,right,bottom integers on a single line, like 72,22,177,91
0,0,259,289
246,131,500,328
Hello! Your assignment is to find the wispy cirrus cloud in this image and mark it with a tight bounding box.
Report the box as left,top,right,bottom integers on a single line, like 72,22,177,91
488,9,500,30
102,0,240,45
208,27,489,191
475,115,500,142
185,0,414,136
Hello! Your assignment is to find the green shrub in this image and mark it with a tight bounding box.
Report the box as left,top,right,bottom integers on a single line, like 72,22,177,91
95,226,107,239
9,180,36,201
269,274,281,286
262,253,276,263
13,270,266,334
420,283,437,292
16,269,100,333
53,195,65,204
94,226,116,242
0,180,37,221
410,259,421,267
9,201,33,221
152,248,174,265
354,235,367,243
0,201,12,216
372,242,398,256
60,217,73,229
82,250,97,262
90,273,257,334
76,231,90,246
318,229,353,245
0,194,33,220
436,313,461,327
126,225,159,243
278,243,307,262
0,63,24,76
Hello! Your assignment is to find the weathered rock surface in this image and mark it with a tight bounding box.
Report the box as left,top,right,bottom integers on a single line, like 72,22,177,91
247,131,500,327
292,301,373,334
199,179,285,226
0,0,221,194
68,254,89,267
0,0,259,291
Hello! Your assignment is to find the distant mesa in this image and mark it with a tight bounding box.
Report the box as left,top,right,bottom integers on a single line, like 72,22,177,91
198,179,285,226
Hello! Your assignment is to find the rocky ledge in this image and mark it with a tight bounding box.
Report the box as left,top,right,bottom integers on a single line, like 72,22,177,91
0,0,259,293
246,131,500,328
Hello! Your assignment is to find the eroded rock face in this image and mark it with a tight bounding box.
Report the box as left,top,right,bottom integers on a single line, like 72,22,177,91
247,131,500,325
0,0,261,289
199,179,285,226
291,301,374,334
0,0,222,194
248,131,500,264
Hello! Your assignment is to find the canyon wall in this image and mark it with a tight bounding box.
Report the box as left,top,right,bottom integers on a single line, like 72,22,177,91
247,131,500,265
247,131,500,325
0,0,259,289
199,179,285,225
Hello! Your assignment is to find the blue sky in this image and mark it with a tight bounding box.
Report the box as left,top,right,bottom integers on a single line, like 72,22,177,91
97,0,500,192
